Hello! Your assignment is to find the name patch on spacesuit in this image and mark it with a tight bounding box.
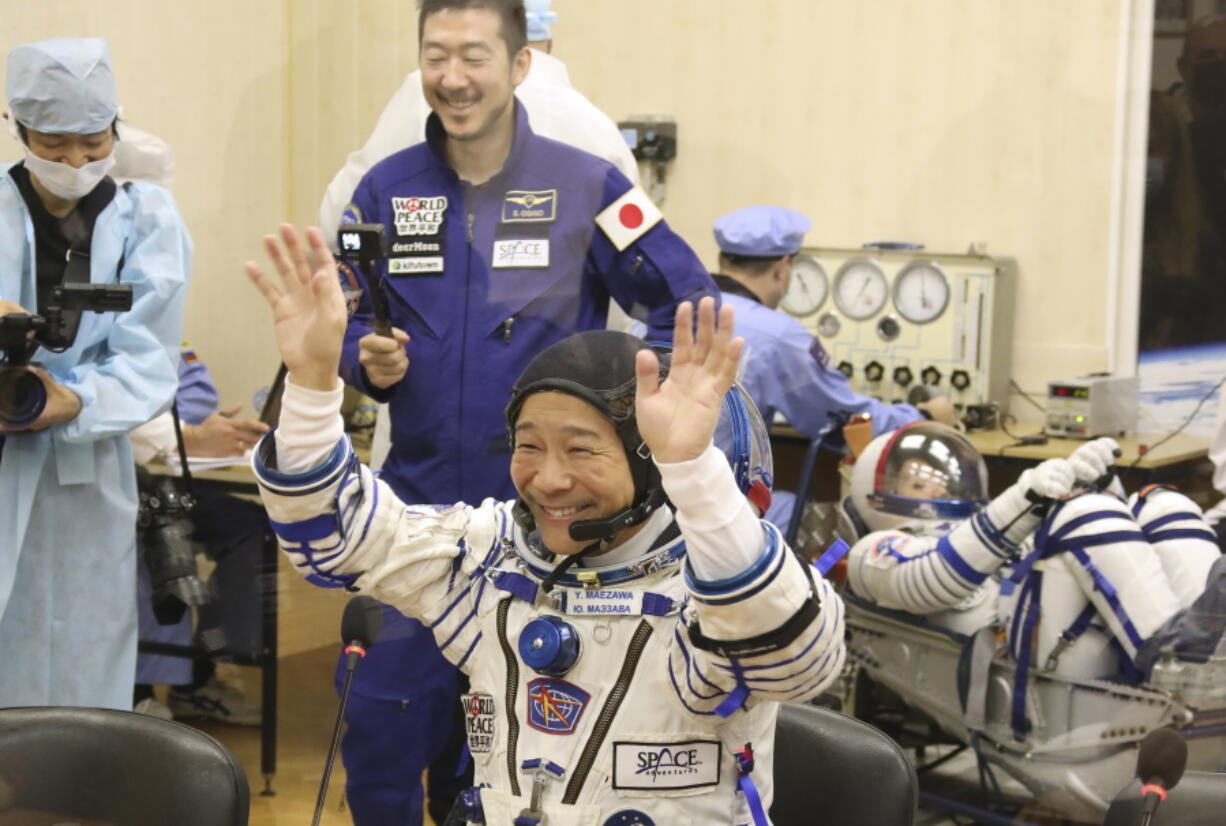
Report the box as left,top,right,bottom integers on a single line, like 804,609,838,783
565,589,643,616
461,691,496,754
502,189,557,223
392,196,447,236
389,256,444,274
526,678,590,734
492,239,550,269
611,740,721,791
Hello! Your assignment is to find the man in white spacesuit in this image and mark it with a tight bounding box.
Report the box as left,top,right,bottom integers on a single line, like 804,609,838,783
841,422,1222,695
244,225,845,826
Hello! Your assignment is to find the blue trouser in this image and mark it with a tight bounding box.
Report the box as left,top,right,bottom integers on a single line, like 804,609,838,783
337,606,470,826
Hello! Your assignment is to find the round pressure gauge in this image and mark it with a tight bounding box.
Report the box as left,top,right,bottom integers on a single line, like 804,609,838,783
833,258,889,320
817,311,841,338
892,260,950,324
780,253,828,317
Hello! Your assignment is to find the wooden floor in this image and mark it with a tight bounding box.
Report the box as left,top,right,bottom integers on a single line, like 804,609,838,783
188,647,437,826
187,647,354,826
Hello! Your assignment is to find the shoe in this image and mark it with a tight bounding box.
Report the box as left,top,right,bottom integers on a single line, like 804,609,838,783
134,697,174,722
168,677,262,726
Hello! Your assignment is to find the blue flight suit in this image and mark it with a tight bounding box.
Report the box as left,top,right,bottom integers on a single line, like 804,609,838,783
335,103,716,825
717,276,924,529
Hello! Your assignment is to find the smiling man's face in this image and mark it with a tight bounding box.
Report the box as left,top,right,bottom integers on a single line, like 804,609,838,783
419,7,529,143
510,392,637,556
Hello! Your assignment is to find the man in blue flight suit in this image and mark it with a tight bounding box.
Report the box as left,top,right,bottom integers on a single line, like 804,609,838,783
711,205,956,529
323,2,718,823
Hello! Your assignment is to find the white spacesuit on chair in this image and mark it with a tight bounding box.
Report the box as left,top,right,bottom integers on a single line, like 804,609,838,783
834,421,1226,817
841,422,1222,682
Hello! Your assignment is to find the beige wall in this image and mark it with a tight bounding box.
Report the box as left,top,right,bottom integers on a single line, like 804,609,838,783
554,0,1128,404
1,0,288,410
2,0,1135,414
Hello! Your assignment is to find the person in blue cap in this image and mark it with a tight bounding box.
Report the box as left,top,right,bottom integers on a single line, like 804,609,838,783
0,38,190,709
712,205,954,529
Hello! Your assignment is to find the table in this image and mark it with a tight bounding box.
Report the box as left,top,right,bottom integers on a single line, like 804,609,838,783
965,429,1212,497
769,425,1213,500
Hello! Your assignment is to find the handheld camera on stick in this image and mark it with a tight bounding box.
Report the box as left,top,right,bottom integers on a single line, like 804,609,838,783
337,224,392,337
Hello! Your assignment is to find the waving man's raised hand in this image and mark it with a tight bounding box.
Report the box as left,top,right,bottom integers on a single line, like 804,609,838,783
635,297,743,465
244,225,347,391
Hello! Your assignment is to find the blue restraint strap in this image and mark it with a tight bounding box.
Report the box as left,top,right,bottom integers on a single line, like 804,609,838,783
715,663,751,718
641,592,677,616
1069,548,1144,650
493,570,539,604
1131,485,1179,517
1011,569,1043,738
1062,603,1097,644
735,746,769,826
814,538,851,576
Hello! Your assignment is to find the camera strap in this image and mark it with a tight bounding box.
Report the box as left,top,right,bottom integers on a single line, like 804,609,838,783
170,400,194,497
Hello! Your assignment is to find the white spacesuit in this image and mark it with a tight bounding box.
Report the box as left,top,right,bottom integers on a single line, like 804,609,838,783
841,423,1221,687
254,324,844,826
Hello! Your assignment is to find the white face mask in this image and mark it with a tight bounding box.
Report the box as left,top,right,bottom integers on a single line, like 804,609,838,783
22,149,115,200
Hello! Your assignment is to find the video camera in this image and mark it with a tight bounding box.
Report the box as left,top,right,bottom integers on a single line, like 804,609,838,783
0,283,132,427
336,223,393,337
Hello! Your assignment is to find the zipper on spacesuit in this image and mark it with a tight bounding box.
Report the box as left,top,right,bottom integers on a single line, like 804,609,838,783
496,596,522,797
467,211,475,243
561,619,654,804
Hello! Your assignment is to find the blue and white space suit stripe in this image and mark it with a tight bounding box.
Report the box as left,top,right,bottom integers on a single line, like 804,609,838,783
254,434,845,824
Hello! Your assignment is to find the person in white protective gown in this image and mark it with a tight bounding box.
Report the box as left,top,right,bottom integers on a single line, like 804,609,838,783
0,38,190,708
243,226,845,826
840,422,1222,686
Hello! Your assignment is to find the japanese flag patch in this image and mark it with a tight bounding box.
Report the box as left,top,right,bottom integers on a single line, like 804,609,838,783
596,186,663,251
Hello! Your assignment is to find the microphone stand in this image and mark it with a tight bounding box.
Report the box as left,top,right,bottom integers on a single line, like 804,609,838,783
311,643,367,826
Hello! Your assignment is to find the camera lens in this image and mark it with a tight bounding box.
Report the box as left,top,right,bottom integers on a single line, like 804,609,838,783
0,367,47,428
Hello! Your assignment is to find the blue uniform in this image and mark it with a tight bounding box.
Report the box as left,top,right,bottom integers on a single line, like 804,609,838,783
342,103,714,505
0,168,190,709
335,104,716,825
718,277,923,528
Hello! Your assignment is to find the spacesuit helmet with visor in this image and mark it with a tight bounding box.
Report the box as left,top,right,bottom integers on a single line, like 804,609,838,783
848,421,989,535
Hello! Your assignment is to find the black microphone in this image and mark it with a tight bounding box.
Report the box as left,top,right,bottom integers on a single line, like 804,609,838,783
312,595,383,826
1136,727,1187,826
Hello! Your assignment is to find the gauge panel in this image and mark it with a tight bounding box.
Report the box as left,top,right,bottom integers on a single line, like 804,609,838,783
780,253,829,317
817,311,841,338
892,260,950,324
833,258,889,320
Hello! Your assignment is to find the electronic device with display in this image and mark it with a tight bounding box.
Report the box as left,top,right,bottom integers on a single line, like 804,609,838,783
1044,374,1138,439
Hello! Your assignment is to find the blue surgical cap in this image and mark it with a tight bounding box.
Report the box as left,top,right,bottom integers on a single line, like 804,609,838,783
713,205,812,257
525,0,558,42
6,38,118,134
